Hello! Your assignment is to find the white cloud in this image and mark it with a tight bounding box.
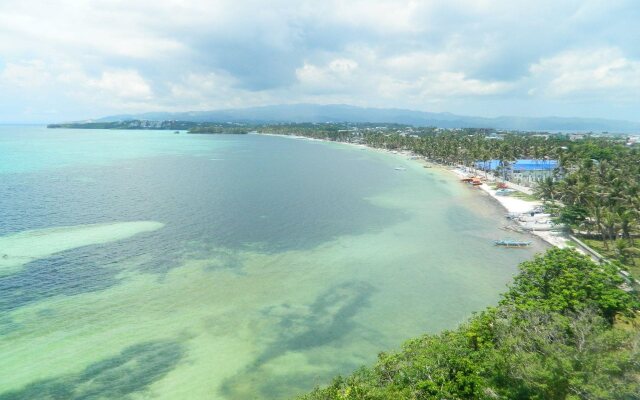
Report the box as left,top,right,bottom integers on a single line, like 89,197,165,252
0,60,154,116
166,72,280,110
296,50,513,102
420,72,513,96
296,58,359,93
87,70,153,100
529,48,640,98
329,0,426,35
0,0,639,121
0,1,185,59
0,60,52,88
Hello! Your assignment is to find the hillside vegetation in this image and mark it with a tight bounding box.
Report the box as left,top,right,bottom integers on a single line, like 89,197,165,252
298,249,639,400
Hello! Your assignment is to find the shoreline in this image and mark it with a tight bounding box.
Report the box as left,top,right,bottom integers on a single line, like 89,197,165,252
255,132,566,249
447,167,570,249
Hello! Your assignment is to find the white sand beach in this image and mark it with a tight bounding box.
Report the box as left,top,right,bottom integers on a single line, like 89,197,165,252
448,167,571,248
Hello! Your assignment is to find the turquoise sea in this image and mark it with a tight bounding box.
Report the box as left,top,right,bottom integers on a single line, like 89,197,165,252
0,126,546,399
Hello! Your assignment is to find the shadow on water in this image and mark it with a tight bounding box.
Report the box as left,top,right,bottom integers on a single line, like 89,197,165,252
0,245,137,314
0,340,185,400
0,144,407,311
179,241,247,274
220,281,376,399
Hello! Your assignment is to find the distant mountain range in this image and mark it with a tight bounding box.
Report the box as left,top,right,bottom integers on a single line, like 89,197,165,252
91,104,640,133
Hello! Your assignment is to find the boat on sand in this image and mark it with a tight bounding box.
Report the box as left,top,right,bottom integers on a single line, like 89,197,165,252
494,239,532,247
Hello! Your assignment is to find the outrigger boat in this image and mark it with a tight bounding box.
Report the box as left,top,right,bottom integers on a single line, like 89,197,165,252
494,239,532,247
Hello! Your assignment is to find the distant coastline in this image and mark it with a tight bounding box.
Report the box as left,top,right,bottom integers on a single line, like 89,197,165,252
47,120,196,130
48,103,640,133
47,120,250,134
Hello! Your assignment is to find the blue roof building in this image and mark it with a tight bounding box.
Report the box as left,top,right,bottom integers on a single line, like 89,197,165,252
475,159,558,172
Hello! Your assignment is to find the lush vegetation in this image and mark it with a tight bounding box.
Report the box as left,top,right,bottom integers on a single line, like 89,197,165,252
47,120,200,130
583,239,640,278
187,125,250,134
538,153,640,272
47,120,252,132
298,249,639,400
258,123,406,142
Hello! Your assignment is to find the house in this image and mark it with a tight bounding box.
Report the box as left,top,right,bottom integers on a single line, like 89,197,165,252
484,132,505,140
475,159,559,186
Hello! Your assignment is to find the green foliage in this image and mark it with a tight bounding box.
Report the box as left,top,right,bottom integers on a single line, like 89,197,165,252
584,238,640,280
188,125,250,134
558,205,588,226
491,308,640,400
502,248,635,320
534,176,559,203
298,249,640,400
47,120,200,130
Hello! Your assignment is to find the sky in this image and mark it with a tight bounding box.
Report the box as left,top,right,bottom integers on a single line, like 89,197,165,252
0,0,639,123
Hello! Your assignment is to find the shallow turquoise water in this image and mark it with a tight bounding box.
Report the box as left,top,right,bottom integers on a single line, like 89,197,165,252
0,126,546,399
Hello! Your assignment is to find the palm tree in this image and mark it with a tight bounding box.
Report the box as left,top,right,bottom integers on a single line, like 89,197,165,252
534,176,558,204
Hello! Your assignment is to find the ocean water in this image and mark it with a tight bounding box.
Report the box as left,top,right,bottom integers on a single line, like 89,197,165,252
0,126,546,399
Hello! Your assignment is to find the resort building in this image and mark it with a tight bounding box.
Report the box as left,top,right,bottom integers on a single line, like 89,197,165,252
475,159,559,186
569,133,587,141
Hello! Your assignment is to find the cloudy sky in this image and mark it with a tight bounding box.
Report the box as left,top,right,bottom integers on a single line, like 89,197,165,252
0,0,639,122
